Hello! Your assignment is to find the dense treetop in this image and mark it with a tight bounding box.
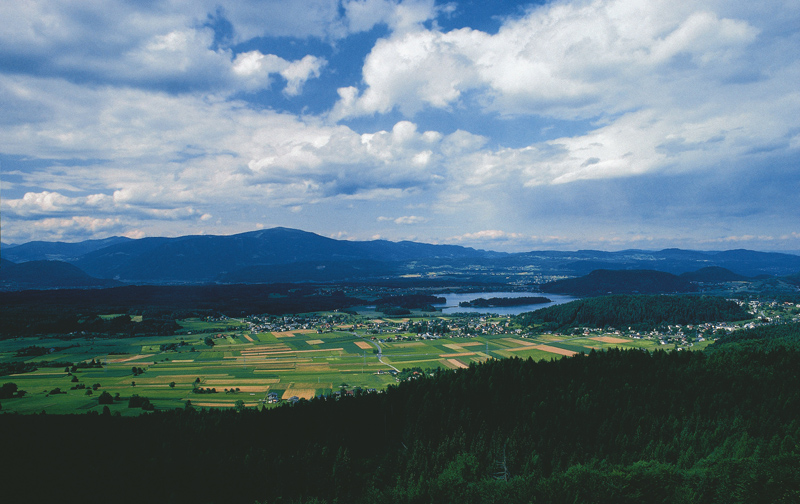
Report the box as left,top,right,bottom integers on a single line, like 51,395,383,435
515,294,750,331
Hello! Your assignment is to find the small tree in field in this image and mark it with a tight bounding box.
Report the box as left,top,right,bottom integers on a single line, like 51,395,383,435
98,391,113,404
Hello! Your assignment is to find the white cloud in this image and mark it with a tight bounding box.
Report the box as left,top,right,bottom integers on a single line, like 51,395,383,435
332,0,800,191
24,216,128,242
0,2,331,96
1,0,799,250
334,0,762,120
232,51,326,94
378,215,427,224
3,191,110,217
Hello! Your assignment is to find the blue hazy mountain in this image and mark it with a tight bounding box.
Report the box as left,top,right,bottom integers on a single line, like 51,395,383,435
71,227,493,282
3,227,800,285
679,266,755,283
0,258,122,290
540,269,699,296
2,236,132,262
502,248,800,277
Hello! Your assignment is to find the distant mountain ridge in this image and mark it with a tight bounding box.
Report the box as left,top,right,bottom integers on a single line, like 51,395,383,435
2,227,800,286
2,236,132,262
69,227,491,282
0,258,122,290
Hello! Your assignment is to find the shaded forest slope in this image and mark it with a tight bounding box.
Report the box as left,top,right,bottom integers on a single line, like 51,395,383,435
515,294,750,331
2,324,800,503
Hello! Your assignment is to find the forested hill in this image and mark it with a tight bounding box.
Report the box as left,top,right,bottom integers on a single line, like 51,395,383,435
0,259,122,290
540,269,698,295
708,321,800,352
3,339,799,503
515,294,750,331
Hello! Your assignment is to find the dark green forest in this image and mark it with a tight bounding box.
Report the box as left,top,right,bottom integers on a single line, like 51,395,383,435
2,323,799,503
515,295,750,331
459,296,551,308
539,269,698,295
0,284,366,338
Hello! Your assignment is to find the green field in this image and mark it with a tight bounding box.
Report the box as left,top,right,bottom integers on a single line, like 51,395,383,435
0,315,666,415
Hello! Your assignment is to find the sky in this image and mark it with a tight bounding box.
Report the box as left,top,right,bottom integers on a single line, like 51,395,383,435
1,0,799,252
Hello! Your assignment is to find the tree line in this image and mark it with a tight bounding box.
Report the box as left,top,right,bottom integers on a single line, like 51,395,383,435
515,294,750,331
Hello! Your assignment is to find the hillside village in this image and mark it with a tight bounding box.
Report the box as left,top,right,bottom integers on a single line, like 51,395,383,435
230,298,800,353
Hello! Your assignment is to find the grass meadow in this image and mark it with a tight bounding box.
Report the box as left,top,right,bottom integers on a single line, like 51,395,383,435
0,314,663,415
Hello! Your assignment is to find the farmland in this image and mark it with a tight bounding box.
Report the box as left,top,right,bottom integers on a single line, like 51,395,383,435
0,310,666,415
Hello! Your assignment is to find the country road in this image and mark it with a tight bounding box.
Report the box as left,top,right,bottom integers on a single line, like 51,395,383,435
353,331,399,372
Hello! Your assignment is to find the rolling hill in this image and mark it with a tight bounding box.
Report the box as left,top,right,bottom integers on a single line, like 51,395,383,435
3,227,800,286
540,269,699,296
0,259,122,290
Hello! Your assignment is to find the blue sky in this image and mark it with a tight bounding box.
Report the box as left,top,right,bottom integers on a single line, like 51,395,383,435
2,0,799,252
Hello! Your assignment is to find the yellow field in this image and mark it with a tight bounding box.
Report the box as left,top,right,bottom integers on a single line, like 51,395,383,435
392,342,425,348
439,352,476,358
446,359,469,369
506,344,578,356
306,339,324,345
110,354,155,363
282,388,316,400
241,343,292,352
354,341,373,350
534,345,578,356
458,341,484,347
295,364,331,372
590,336,629,344
503,338,537,347
272,331,296,338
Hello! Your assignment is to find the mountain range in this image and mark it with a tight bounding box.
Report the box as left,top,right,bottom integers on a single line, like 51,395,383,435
2,227,800,289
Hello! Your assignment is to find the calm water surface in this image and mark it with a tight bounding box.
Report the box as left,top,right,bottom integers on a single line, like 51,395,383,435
434,292,579,316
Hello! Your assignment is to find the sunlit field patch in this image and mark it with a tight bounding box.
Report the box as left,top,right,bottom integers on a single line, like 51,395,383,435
445,358,469,369
590,336,630,344
282,387,316,400
110,354,155,363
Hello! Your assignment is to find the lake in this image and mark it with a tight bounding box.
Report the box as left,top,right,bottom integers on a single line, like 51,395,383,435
434,291,579,316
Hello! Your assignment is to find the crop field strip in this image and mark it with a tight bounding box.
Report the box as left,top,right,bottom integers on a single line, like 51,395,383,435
445,358,469,369
0,313,673,415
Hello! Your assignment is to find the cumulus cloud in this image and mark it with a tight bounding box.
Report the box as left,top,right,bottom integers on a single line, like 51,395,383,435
454,230,524,241
2,0,799,250
332,0,799,192
333,0,761,120
233,51,326,94
378,215,427,224
0,2,332,96
3,191,112,218
23,216,128,242
0,72,484,241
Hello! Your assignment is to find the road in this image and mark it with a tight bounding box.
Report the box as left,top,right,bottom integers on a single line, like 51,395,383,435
352,331,399,372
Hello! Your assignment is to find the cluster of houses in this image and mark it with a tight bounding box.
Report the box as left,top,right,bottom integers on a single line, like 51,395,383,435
245,314,352,335
234,297,799,354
